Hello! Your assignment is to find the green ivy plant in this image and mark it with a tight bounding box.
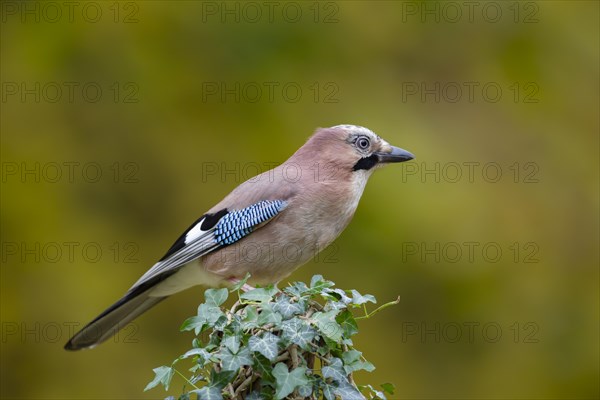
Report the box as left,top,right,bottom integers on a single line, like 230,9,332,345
145,274,399,400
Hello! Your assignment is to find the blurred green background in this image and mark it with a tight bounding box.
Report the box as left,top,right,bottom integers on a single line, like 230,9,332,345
1,1,598,399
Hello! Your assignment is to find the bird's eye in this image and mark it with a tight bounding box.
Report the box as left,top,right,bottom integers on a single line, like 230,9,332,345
356,136,370,150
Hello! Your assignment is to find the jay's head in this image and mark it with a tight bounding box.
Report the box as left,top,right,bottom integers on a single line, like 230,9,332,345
297,125,414,174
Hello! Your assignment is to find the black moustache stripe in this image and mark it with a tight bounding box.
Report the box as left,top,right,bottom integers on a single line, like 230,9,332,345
353,154,378,171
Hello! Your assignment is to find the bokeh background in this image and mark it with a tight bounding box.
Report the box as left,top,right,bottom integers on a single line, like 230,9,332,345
1,1,598,399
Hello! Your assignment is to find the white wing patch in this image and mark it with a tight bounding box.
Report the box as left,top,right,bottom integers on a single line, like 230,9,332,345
184,219,206,244
126,200,287,295
128,219,218,291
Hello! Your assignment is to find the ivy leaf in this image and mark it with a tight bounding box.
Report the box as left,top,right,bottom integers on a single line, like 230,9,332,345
199,303,225,324
221,334,241,354
310,274,324,287
322,382,337,400
342,349,362,365
342,350,375,374
180,315,205,333
252,354,276,386
337,309,359,337
181,303,224,334
297,383,313,397
147,276,391,399
144,366,174,391
350,289,376,306
209,369,237,388
181,347,211,366
322,358,365,399
258,303,283,325
311,274,334,290
272,363,309,399
249,332,280,361
302,274,335,295
193,386,223,400
325,300,349,312
334,382,365,400
219,346,252,371
192,370,231,400
347,359,375,374
359,384,387,400
229,272,251,292
322,357,347,384
325,288,352,304
284,281,310,297
273,295,304,318
312,310,343,342
241,305,259,329
241,286,278,303
281,318,317,350
205,288,229,307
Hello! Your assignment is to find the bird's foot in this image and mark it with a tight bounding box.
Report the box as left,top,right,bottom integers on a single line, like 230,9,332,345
227,277,255,292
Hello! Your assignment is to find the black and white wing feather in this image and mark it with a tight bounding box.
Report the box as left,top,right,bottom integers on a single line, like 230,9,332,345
65,199,287,350
130,199,287,291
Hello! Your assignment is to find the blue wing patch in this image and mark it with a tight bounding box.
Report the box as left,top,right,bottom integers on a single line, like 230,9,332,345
214,200,287,246
128,199,287,291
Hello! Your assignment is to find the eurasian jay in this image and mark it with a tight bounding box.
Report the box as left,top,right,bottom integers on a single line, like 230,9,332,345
65,124,414,350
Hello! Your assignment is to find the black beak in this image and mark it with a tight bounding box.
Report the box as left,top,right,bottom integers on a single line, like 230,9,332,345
375,146,415,163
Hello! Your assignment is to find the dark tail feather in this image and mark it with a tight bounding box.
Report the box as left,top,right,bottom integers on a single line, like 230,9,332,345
64,291,166,351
